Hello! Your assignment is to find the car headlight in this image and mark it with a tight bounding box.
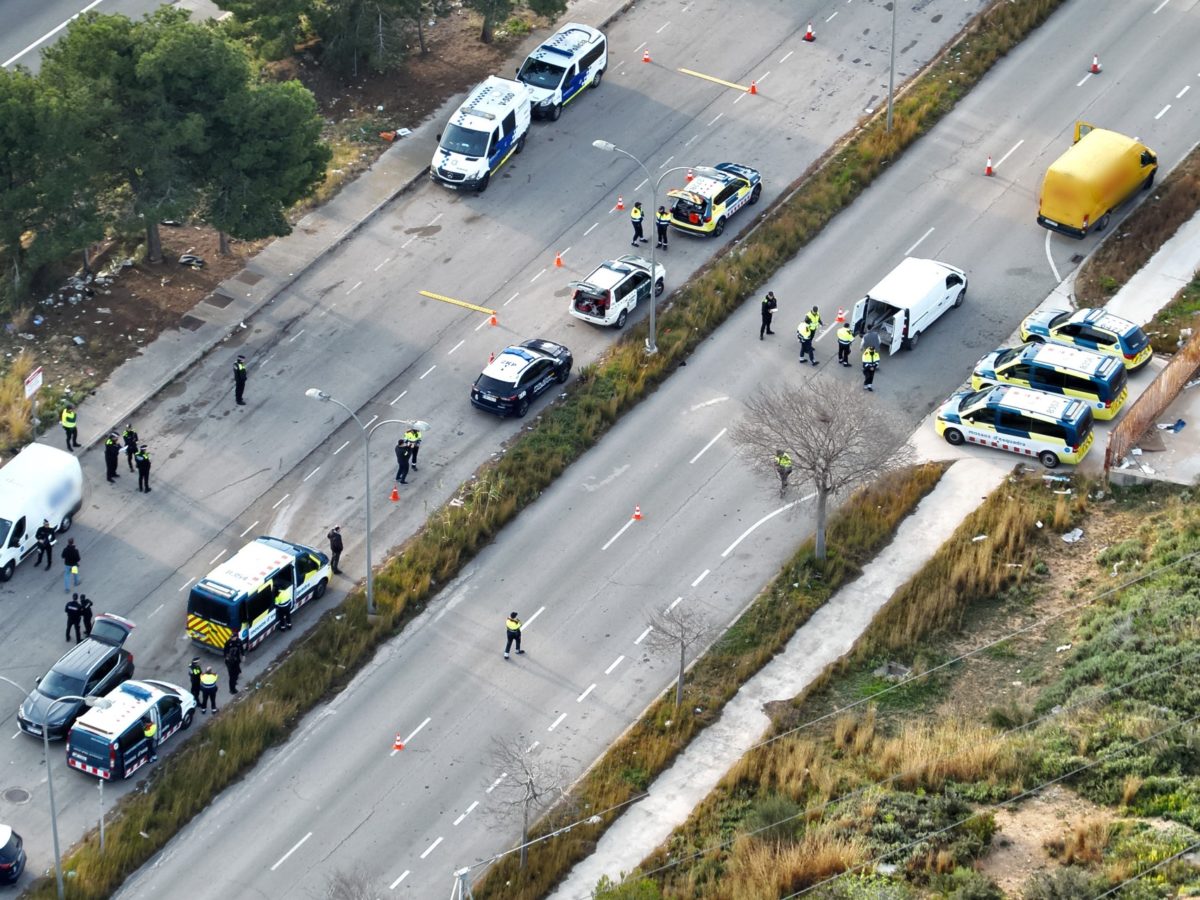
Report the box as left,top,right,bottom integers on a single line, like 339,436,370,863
538,97,553,107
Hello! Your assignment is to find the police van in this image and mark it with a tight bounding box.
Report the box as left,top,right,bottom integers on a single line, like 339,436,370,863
935,384,1095,469
66,680,195,780
431,76,532,193
972,342,1129,421
186,536,331,653
516,23,607,121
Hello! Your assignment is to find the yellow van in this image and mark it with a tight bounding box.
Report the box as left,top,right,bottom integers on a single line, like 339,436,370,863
1037,121,1157,238
971,342,1128,420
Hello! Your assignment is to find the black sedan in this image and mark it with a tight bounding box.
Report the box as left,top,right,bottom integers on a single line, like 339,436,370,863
471,339,572,417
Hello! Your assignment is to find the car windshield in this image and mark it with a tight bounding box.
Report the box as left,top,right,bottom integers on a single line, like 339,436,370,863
518,58,565,89
475,374,517,396
1050,311,1073,328
0,517,12,544
959,389,992,409
993,348,1021,366
38,670,85,701
440,123,489,157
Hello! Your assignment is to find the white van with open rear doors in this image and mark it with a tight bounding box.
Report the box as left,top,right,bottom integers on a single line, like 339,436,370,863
431,76,532,193
0,443,83,581
850,257,967,355
516,23,607,121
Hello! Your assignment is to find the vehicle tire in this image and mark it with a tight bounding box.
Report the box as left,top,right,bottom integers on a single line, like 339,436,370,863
943,428,965,447
556,363,571,384
548,102,562,122
313,578,328,600
749,183,762,205
616,309,628,328
0,560,13,582
1142,171,1156,191
1025,334,1045,344
182,709,195,730
515,398,530,418
655,277,665,297
1039,450,1061,469
906,331,920,351
1094,212,1111,232
476,172,490,193
953,287,966,308
57,512,73,533
515,133,526,155
713,217,726,236
592,69,604,89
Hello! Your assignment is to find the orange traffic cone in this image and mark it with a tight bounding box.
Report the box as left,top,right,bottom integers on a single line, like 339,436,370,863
686,168,694,182
748,81,758,95
390,485,400,502
803,23,815,42
554,251,563,267
489,313,498,326
642,48,651,63
632,505,643,521
836,308,846,324
393,733,404,751
985,155,994,176
616,195,625,211
1089,54,1102,74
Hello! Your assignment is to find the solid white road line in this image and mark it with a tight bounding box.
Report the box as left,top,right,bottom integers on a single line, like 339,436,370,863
270,832,312,871
668,596,682,611
272,493,290,508
452,801,479,826
486,774,506,793
288,329,305,343
605,655,625,675
178,577,195,592
333,440,350,455
577,684,597,702
419,836,443,859
995,139,1024,170
2,0,104,67
602,518,636,551
904,227,935,257
239,521,259,538
389,870,410,889
389,390,407,406
1044,230,1061,282
1155,104,1171,120
209,549,227,565
635,627,653,645
374,257,392,271
691,568,710,587
448,340,465,355
1177,85,1190,99
420,365,436,379
548,713,567,731
523,606,546,629
689,428,727,464
347,281,362,295
303,466,321,482
721,495,813,557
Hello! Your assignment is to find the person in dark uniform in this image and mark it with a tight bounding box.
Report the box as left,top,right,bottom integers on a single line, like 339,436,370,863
327,526,343,575
224,635,243,695
655,206,670,250
79,594,94,636
862,345,881,391
65,594,83,643
135,444,152,492
760,291,777,340
275,590,292,631
199,667,219,713
188,657,203,704
630,202,647,246
504,611,524,659
34,520,54,570
797,319,819,365
836,324,855,367
394,439,411,485
142,717,158,762
404,426,422,470
233,355,248,405
122,423,139,472
104,432,121,482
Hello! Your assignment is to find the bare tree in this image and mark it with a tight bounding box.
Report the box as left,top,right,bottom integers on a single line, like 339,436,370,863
643,605,713,708
488,736,569,870
731,378,911,561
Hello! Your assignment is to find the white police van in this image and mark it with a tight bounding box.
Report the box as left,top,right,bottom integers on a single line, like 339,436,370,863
516,23,607,121
66,680,196,780
431,76,532,193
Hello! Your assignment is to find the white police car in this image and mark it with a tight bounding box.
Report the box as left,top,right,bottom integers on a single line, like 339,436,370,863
471,339,573,418
516,23,607,121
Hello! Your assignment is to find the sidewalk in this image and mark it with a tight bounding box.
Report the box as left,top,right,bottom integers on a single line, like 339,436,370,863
80,0,630,449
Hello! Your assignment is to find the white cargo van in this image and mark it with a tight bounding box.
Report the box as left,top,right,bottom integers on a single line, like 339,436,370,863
0,443,83,581
431,76,532,193
516,23,607,121
850,257,967,354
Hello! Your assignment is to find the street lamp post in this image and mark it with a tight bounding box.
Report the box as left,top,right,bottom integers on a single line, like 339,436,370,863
305,389,428,623
886,0,898,132
592,141,696,356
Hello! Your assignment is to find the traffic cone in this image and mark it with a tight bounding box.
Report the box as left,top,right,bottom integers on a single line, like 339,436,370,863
1089,54,1101,74
632,505,642,521
642,48,651,63
836,308,846,324
749,81,758,95
488,351,495,365
686,168,694,182
390,485,400,502
489,313,498,326
803,23,815,42
616,195,625,210
985,155,994,176
554,251,563,268
393,733,404,751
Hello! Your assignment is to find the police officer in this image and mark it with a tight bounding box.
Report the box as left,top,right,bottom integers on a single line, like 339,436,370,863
34,519,54,570
394,438,411,485
862,345,881,391
404,426,422,470
327,526,344,575
504,611,524,659
122,423,139,472
655,205,670,250
836,323,855,367
797,319,819,366
188,656,203,703
774,450,793,497
199,667,219,713
79,593,94,636
760,291,778,340
233,355,248,405
135,444,152,492
224,634,243,695
275,589,293,631
60,404,80,451
104,431,121,483
804,305,823,332
65,593,83,643
630,201,648,246
142,716,158,762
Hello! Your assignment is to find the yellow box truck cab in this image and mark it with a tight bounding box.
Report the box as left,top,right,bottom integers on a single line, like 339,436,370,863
1037,121,1157,238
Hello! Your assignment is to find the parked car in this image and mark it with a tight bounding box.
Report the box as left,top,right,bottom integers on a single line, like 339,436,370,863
1019,307,1152,371
0,825,25,885
568,255,665,328
17,614,136,740
667,162,762,236
470,339,572,417
67,679,196,780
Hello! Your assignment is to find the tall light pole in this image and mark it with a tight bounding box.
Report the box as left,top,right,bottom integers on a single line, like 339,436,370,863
886,0,898,132
305,389,428,623
592,141,696,356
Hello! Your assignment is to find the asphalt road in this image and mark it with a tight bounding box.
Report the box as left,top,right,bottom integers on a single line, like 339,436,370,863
110,0,1200,898
0,0,179,70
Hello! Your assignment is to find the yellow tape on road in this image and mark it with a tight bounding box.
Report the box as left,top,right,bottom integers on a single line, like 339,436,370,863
677,68,749,92
418,290,495,316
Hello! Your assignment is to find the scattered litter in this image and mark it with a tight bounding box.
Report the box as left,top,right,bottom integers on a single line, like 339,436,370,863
32,315,43,326
96,307,111,314
395,127,412,138
873,661,912,682
1042,474,1071,483
1140,464,1157,475
1185,377,1200,391
1092,490,1105,500
72,336,85,346
1055,643,1072,653
972,534,987,542
1011,681,1022,687
178,253,206,269
1061,528,1084,543
877,864,898,876
1131,448,1143,456
1111,560,1125,577
1156,418,1186,433
1035,520,1044,529
1005,563,1023,568
1053,489,1072,495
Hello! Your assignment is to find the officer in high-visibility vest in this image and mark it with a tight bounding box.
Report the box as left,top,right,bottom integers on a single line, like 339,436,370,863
655,206,670,250
122,423,139,472
275,588,293,631
233,355,248,405
142,716,159,762
774,450,793,496
60,404,80,451
199,667,219,713
630,202,647,246
135,444,152,493
404,426,422,470
804,306,823,331
504,612,524,659
836,324,855,367
797,319,819,366
862,346,881,392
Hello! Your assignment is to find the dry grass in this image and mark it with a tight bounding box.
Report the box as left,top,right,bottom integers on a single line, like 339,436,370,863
871,719,1018,791
0,350,36,447
723,829,868,899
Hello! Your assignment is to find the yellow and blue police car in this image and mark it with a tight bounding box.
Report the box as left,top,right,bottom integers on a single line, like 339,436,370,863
667,163,762,237
1019,307,1152,371
971,342,1128,421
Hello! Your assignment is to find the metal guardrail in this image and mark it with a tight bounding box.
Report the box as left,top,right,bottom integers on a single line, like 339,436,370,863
1105,330,1200,471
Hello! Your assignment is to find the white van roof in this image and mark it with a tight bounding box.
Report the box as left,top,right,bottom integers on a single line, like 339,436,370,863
0,442,81,492
450,76,528,128
528,23,603,64
73,680,166,738
868,257,960,308
205,539,295,594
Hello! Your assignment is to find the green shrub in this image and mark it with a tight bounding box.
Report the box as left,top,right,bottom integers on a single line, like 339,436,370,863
1021,867,1107,899
929,866,1004,899
745,792,803,844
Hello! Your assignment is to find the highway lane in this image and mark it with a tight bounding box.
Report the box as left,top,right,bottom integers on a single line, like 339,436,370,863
114,0,1200,896
1,0,184,70
0,0,988,885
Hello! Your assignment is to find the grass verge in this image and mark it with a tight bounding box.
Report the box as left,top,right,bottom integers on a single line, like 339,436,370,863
24,0,1072,893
